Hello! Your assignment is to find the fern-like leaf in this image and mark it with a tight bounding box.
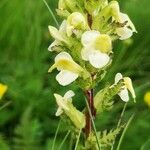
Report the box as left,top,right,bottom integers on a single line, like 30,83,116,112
94,80,124,113
13,107,42,150
100,126,124,148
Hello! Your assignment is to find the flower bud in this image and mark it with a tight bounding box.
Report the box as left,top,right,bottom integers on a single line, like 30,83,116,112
66,12,87,36
58,0,66,10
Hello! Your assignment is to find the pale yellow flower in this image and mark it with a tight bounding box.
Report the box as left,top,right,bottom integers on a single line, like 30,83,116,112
81,30,111,68
116,13,137,40
0,83,8,99
48,20,68,51
48,52,84,86
115,73,136,102
144,92,150,107
54,90,85,129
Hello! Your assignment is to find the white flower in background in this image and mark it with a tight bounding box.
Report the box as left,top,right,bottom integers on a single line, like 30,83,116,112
115,73,136,102
48,20,67,51
81,30,112,68
54,90,85,129
116,13,137,40
66,12,87,36
48,52,84,86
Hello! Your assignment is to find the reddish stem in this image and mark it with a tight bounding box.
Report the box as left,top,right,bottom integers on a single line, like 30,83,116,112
85,89,96,137
87,14,93,28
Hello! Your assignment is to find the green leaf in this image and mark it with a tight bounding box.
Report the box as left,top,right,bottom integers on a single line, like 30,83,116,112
100,127,123,148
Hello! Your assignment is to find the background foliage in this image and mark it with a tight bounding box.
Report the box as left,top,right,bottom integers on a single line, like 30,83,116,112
0,0,150,149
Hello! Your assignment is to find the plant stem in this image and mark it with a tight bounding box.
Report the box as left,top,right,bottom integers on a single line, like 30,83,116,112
85,97,101,150
85,89,96,137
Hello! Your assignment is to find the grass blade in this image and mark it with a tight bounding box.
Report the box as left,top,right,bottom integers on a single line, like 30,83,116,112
52,119,61,150
0,101,12,111
42,0,59,27
74,128,82,150
111,103,127,150
116,114,135,150
58,130,70,150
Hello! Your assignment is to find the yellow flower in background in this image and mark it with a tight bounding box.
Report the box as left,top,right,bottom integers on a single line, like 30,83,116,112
0,83,8,99
144,92,150,107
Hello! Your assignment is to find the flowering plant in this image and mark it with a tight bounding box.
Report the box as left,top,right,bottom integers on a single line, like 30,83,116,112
47,0,136,149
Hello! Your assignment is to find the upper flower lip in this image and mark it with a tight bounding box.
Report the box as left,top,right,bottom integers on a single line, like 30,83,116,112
48,52,84,74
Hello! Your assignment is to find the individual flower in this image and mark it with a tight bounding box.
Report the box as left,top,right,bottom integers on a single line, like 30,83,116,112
0,83,8,99
102,1,136,40
66,12,87,36
48,20,67,52
116,13,137,40
48,52,85,86
115,73,136,102
54,90,85,129
144,91,150,107
55,90,75,116
81,30,112,68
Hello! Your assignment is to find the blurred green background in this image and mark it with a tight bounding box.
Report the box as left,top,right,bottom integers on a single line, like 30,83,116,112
0,0,150,149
